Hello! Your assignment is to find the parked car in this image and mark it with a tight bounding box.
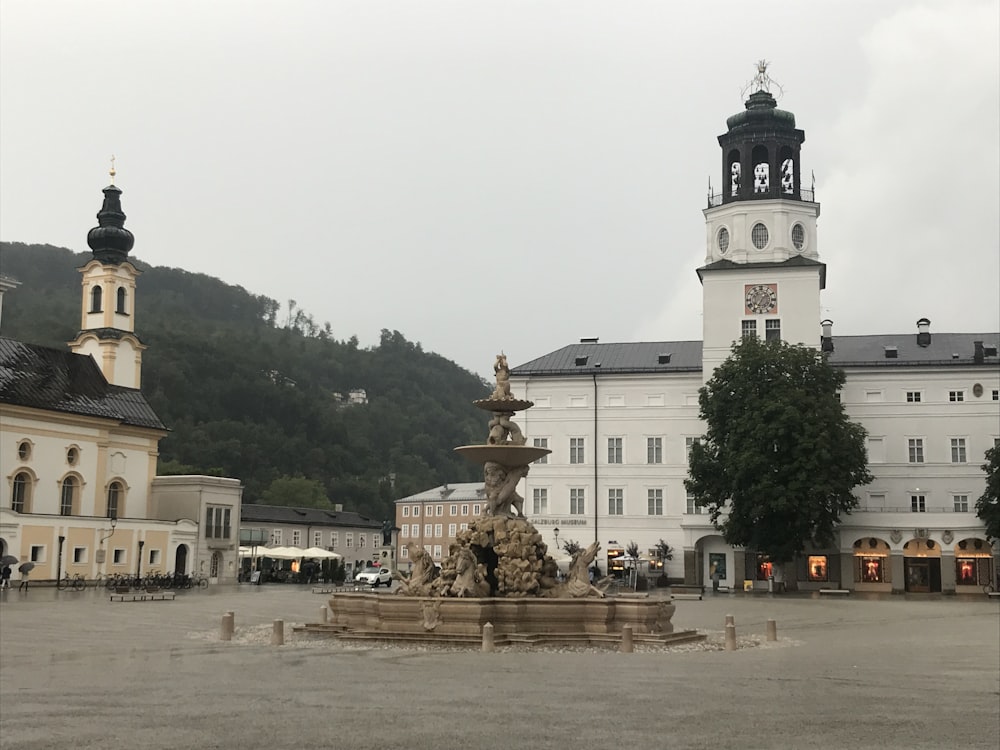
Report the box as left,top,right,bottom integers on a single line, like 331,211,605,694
354,566,393,587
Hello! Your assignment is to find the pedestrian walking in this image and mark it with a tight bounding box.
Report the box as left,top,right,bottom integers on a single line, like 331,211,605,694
17,562,34,591
0,565,11,589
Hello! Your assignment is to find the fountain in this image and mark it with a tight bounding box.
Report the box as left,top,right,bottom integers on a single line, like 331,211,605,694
320,355,699,647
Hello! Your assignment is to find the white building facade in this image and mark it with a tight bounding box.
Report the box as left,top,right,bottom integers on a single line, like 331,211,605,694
510,75,999,594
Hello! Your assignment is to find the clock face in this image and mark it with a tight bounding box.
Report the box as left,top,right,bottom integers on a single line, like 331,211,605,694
745,284,777,314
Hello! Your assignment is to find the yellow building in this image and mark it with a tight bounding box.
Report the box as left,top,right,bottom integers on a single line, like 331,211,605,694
0,178,241,584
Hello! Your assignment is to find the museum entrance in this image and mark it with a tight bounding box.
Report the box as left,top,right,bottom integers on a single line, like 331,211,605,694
903,538,942,593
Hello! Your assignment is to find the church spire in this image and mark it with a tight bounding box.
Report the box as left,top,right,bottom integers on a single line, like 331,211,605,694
87,167,135,265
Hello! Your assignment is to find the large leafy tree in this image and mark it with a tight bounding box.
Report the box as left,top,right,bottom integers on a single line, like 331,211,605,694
685,336,873,567
976,446,1000,540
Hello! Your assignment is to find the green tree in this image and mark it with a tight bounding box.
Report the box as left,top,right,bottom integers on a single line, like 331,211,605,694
976,445,1000,540
260,476,331,508
685,337,873,580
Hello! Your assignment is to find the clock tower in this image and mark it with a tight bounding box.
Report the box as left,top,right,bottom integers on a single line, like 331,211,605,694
698,62,825,381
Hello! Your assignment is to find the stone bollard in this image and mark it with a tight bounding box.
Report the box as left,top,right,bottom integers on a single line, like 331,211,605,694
319,605,328,624
620,624,634,654
725,613,735,627
482,622,495,653
220,612,234,641
724,623,737,651
766,618,777,642
271,619,285,646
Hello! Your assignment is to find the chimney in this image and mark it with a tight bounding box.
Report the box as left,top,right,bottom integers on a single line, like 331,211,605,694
916,318,931,348
579,337,599,344
974,340,984,364
333,503,343,512
820,319,834,353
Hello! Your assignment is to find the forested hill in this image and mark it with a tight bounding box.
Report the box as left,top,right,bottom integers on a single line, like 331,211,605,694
0,242,489,521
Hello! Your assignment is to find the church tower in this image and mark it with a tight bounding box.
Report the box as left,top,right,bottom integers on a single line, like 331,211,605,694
68,165,146,388
698,62,826,380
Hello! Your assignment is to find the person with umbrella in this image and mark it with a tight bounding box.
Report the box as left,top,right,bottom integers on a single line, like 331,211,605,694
18,561,34,591
1,563,11,589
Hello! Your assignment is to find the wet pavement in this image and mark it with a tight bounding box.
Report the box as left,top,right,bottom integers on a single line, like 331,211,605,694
0,584,997,749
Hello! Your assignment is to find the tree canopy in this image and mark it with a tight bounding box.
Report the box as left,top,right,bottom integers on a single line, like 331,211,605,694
685,336,873,564
976,445,1000,540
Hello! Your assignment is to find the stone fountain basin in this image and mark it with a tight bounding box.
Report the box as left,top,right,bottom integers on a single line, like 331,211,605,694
328,592,676,637
454,444,551,466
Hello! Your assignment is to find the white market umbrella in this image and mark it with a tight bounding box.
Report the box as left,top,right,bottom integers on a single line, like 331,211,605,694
261,546,306,560
301,547,342,560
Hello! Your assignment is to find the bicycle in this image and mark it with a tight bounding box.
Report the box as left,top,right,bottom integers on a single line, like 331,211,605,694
984,581,997,595
56,573,87,592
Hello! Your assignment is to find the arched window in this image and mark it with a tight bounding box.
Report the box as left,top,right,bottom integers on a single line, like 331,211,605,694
116,286,127,314
12,472,31,513
106,481,123,519
752,145,770,194
728,149,741,196
60,476,78,516
90,285,103,313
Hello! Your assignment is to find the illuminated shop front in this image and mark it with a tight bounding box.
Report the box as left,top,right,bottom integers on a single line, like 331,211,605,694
902,538,941,593
954,537,994,590
807,555,829,583
853,537,891,590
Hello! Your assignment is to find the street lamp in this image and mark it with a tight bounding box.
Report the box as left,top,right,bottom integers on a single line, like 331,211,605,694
136,539,145,584
98,517,118,579
553,527,560,552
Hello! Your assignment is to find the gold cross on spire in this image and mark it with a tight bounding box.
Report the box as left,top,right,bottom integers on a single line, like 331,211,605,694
109,154,116,184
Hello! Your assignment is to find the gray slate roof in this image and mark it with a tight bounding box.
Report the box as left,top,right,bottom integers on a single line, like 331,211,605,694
0,336,166,430
513,333,999,376
240,503,382,529
697,256,827,288
395,482,486,504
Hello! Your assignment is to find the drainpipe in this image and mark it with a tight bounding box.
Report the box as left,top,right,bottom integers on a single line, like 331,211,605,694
57,535,66,583
593,373,598,545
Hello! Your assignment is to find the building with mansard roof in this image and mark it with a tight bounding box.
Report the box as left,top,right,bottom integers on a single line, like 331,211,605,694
0,178,243,585
509,71,999,595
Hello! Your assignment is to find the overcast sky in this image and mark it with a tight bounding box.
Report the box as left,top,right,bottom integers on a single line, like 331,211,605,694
2,1,997,378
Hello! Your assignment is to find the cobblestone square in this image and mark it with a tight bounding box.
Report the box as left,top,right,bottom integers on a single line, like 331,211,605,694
1,586,997,749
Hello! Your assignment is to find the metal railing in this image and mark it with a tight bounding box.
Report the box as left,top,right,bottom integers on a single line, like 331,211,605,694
708,187,815,207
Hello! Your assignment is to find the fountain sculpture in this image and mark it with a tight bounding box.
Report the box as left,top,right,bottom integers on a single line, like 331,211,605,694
322,354,694,646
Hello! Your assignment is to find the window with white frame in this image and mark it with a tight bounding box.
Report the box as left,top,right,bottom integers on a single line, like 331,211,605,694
436,505,443,517
273,529,282,545
460,523,468,531
949,390,964,402
450,504,457,515
608,488,623,515
403,506,410,517
607,437,623,464
329,532,338,548
11,472,30,513
292,530,301,546
473,504,481,515
953,494,969,512
31,545,46,563
372,534,380,548
461,504,469,515
685,437,701,459
412,506,420,518
411,524,419,537
359,535,366,548
112,548,125,565
647,437,662,464
647,489,663,515
906,391,922,403
434,524,442,537
73,546,87,564
993,390,999,401
741,320,757,338
448,524,457,536
910,495,926,513
570,488,585,515
205,506,232,539
570,438,585,464
400,525,409,539
313,531,322,547
60,476,78,516
908,438,925,463
950,438,967,463
345,533,354,548
401,546,409,559
432,545,442,559
764,319,781,341
148,549,161,566
533,437,548,463
686,491,702,515
532,488,548,515
424,524,432,538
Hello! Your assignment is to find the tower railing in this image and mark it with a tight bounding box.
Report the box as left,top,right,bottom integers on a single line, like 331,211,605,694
708,187,815,207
